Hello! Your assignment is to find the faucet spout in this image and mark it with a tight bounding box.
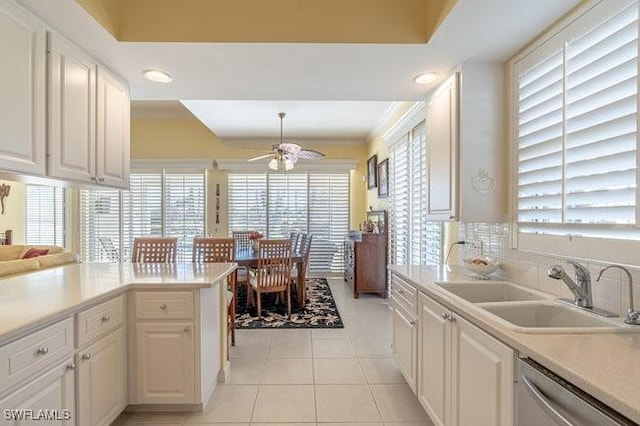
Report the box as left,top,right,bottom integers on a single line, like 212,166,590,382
547,261,593,308
597,265,640,325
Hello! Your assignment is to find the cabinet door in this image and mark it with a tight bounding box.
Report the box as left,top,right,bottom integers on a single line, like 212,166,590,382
451,316,513,426
392,305,417,392
77,328,126,426
96,66,130,189
47,33,96,183
0,359,75,425
135,322,195,404
0,0,46,175
417,294,450,426
427,74,458,221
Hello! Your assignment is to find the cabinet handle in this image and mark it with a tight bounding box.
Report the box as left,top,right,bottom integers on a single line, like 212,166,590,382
66,363,76,370
449,215,455,220
101,315,110,322
97,177,105,182
397,289,405,295
448,314,457,323
409,320,417,326
184,326,191,333
441,313,450,320
36,347,49,355
81,353,91,360
160,303,167,310
90,176,97,182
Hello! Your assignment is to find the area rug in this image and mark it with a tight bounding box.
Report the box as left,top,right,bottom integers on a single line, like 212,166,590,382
235,277,344,329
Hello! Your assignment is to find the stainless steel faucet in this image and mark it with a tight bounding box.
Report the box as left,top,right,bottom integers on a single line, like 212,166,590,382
547,260,593,308
596,265,640,325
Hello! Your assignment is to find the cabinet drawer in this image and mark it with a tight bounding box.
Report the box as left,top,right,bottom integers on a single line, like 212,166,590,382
0,318,74,393
135,292,194,320
391,275,418,313
76,295,124,347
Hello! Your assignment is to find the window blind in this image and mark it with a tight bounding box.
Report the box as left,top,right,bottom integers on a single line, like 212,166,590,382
80,189,121,262
25,185,65,246
164,172,206,261
516,1,638,237
389,135,409,265
227,172,350,273
122,172,162,261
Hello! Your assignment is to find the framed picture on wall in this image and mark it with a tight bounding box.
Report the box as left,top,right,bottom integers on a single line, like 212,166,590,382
367,155,378,189
377,159,389,198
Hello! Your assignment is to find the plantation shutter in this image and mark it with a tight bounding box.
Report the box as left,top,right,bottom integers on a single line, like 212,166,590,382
228,173,268,235
409,122,427,265
164,172,206,261
516,0,638,236
25,185,65,246
389,135,409,265
80,189,121,262
267,173,308,237
121,172,162,261
308,173,349,273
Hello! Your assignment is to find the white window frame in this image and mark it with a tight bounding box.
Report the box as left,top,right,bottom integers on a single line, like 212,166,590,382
508,0,640,265
25,184,67,247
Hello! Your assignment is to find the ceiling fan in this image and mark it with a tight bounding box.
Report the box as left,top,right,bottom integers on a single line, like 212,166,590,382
248,112,325,171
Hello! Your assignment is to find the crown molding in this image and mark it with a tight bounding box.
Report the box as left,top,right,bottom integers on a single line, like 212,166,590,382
382,101,426,146
367,101,404,141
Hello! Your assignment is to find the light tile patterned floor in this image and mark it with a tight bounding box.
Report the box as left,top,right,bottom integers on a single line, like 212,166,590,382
112,278,434,426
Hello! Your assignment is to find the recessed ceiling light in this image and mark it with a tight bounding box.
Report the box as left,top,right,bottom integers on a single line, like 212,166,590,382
413,72,439,85
143,69,172,83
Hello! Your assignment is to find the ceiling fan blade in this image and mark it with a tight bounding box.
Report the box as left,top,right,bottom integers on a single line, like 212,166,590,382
296,149,325,160
247,153,275,162
278,142,302,155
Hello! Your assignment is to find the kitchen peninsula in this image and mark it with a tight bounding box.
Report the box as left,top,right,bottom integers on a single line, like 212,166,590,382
0,262,236,425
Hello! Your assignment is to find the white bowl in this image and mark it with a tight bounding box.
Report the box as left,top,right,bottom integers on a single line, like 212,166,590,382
463,258,500,278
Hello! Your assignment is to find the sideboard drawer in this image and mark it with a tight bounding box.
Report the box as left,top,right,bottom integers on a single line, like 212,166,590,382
391,274,418,314
0,318,74,393
135,292,194,320
76,295,124,347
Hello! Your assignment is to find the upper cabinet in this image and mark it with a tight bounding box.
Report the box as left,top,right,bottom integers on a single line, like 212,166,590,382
48,32,130,188
0,0,46,176
426,62,506,222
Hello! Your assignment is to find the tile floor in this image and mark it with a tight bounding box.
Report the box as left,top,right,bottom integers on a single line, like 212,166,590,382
113,278,434,426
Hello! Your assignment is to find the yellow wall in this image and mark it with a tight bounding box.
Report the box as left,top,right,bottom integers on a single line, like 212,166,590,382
131,119,368,234
0,180,25,244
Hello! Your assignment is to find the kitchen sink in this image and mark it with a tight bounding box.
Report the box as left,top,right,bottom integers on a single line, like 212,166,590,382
480,302,630,333
433,281,547,303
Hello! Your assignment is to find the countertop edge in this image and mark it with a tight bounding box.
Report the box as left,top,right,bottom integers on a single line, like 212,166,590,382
389,265,640,423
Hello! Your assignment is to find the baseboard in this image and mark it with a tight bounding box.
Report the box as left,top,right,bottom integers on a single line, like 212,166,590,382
124,402,203,413
218,360,231,383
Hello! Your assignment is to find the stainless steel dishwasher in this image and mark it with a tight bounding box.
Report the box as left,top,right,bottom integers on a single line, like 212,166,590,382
516,358,637,425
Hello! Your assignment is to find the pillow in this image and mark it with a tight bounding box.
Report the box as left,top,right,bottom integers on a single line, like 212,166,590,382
21,248,49,259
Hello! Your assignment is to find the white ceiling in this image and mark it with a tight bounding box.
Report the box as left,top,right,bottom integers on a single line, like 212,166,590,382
18,0,580,138
180,100,396,138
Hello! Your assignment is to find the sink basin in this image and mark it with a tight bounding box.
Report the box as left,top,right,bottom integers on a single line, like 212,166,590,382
434,281,547,303
481,302,630,333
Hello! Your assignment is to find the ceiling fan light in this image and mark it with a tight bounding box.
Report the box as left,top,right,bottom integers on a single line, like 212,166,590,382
268,158,279,171
284,159,295,171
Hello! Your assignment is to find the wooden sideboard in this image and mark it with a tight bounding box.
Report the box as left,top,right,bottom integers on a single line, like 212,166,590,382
344,232,388,298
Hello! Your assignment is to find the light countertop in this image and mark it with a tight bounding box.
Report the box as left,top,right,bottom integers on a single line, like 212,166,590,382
390,264,640,424
0,262,237,345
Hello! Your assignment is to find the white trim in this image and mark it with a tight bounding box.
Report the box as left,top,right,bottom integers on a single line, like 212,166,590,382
131,159,213,171
367,101,404,140
382,101,425,147
215,159,357,172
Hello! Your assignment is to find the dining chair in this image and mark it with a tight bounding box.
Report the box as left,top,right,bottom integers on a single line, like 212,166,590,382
192,237,237,346
291,233,313,301
232,231,252,251
131,237,177,263
289,231,301,253
249,239,293,319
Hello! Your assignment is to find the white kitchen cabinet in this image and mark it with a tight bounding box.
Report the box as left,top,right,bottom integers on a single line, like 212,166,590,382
0,0,46,176
426,62,506,222
392,305,418,392
135,322,195,404
0,359,75,425
96,65,130,189
417,292,514,426
47,32,96,183
77,328,126,426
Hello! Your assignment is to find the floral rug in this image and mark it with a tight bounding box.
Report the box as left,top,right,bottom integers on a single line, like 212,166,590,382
235,277,344,329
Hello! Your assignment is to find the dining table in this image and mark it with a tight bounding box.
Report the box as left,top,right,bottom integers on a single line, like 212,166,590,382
234,248,307,309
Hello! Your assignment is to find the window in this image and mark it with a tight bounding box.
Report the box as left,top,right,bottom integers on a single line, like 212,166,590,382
389,120,441,265
80,170,206,262
227,172,350,273
514,0,638,240
25,185,65,246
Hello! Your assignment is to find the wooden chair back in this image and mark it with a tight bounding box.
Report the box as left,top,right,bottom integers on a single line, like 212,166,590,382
131,237,177,263
299,233,313,276
232,231,252,251
192,237,235,263
289,231,300,252
255,239,292,292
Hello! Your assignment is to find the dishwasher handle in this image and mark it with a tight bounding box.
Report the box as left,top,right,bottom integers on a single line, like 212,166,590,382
522,374,576,426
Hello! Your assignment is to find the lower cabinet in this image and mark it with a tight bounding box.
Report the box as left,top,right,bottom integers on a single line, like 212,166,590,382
417,293,514,426
77,328,126,426
0,359,75,425
392,305,418,392
135,322,195,404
